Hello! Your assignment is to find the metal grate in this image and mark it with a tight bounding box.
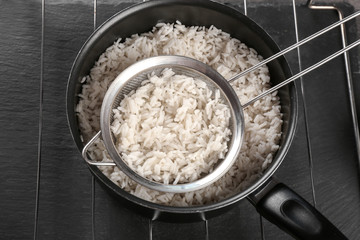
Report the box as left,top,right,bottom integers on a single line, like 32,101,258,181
32,0,360,239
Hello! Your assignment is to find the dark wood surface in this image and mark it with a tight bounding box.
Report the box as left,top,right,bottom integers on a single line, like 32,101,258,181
1,0,359,239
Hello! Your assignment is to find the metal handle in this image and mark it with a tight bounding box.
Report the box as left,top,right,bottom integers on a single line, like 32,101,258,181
229,10,360,84
81,131,116,166
242,38,360,108
227,10,360,108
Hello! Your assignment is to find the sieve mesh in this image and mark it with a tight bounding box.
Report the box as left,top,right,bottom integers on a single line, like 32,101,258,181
100,55,244,193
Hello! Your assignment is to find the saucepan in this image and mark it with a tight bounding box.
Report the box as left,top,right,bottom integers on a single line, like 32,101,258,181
66,0,348,239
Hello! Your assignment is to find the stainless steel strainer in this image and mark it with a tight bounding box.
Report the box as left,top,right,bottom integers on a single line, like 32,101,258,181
82,56,245,193
82,11,360,193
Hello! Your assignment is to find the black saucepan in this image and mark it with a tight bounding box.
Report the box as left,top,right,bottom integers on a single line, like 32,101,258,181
66,1,347,239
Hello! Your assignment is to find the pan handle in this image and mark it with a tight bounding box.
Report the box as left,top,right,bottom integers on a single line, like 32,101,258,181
247,178,347,240
82,131,116,166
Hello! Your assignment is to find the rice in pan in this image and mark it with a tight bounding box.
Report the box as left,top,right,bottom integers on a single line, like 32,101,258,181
76,22,282,206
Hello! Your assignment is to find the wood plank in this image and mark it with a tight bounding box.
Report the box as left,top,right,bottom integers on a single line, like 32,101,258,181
152,220,206,240
93,181,149,240
0,1,41,239
35,2,94,239
207,201,263,240
295,4,360,239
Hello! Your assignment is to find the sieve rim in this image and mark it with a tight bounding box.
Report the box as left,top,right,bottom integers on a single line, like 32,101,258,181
100,55,244,193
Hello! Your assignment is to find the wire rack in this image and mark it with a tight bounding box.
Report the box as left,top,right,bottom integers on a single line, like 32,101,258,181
1,0,359,240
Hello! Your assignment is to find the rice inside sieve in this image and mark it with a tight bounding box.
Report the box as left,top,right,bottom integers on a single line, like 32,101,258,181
82,55,245,193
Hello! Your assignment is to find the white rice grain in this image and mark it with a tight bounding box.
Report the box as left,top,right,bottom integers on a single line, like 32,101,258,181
76,22,283,206
111,72,231,185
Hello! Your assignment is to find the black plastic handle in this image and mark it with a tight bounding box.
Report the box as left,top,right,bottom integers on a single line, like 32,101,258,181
248,179,348,240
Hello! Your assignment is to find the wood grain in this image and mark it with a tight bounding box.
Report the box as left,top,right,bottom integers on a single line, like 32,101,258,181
0,1,41,239
35,2,94,239
295,4,360,239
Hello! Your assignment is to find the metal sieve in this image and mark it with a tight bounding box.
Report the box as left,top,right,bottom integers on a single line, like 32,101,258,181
82,56,245,193
82,11,360,193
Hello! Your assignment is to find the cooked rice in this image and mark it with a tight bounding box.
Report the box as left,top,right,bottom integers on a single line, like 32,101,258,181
111,68,231,185
76,21,282,206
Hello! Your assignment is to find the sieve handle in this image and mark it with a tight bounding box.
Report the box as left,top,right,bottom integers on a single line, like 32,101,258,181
229,11,360,85
81,131,116,166
242,38,360,108
248,178,347,240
